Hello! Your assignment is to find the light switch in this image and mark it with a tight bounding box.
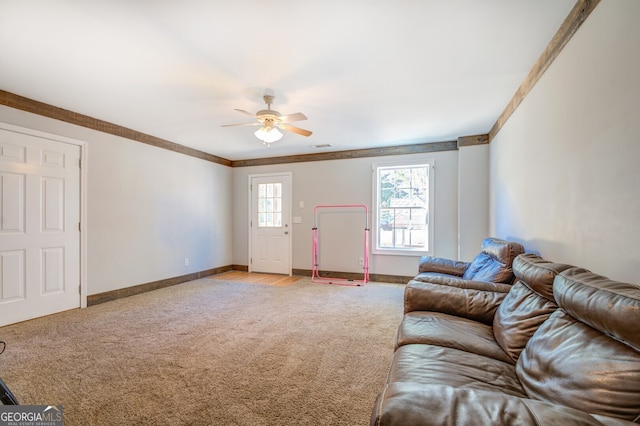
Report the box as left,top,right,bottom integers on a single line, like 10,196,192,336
299,201,304,208
293,216,302,224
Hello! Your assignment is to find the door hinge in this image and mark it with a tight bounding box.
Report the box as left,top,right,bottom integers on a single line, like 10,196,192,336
78,222,81,232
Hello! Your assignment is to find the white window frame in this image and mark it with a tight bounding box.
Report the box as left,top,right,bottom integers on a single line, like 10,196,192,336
372,158,435,256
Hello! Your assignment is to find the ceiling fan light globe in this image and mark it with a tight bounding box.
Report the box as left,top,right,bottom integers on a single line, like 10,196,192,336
255,127,283,144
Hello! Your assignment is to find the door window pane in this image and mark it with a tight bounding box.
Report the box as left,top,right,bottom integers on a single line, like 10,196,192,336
257,183,282,228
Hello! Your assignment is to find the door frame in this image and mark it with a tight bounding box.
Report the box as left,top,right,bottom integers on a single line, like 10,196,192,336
0,122,88,308
248,172,292,275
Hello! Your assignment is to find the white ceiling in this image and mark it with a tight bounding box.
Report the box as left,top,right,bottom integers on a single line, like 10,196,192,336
0,1,576,161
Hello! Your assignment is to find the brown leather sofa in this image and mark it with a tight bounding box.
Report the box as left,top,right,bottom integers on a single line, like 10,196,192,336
415,237,524,291
371,253,640,425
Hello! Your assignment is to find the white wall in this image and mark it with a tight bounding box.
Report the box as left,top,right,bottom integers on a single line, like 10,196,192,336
0,105,233,295
232,151,460,277
458,144,489,261
489,0,640,283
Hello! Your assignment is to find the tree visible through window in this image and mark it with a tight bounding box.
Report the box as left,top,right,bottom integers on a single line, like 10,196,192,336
373,160,434,255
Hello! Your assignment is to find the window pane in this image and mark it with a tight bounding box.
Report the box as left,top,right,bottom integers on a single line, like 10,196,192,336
257,182,283,228
411,208,427,225
409,226,426,248
395,208,410,230
375,162,431,253
379,228,393,247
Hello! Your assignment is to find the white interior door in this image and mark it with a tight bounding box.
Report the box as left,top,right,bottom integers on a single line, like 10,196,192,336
250,174,291,275
0,128,81,326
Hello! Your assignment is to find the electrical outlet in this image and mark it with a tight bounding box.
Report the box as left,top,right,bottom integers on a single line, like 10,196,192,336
184,258,190,266
359,256,364,266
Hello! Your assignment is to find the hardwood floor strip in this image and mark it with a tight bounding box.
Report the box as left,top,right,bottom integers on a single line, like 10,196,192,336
211,271,301,287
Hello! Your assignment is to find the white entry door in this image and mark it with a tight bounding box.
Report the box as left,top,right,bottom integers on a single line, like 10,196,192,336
249,174,291,275
0,128,81,327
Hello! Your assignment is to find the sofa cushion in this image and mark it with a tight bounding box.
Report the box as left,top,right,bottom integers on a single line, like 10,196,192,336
418,256,468,276
492,254,572,363
412,273,513,292
517,268,640,421
461,238,524,283
404,280,507,324
396,312,513,363
372,383,632,426
388,344,525,397
554,269,640,351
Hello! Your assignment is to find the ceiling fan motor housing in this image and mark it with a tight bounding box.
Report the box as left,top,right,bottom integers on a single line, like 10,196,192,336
260,116,279,130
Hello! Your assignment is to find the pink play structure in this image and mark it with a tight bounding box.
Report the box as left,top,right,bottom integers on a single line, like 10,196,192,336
311,204,370,286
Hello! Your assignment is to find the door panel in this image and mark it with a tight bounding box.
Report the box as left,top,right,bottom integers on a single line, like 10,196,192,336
0,250,24,301
250,174,291,275
0,129,81,326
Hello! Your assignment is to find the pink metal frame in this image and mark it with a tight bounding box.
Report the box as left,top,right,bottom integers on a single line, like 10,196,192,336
311,204,370,286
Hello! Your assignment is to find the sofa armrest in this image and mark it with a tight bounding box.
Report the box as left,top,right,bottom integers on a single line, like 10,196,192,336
418,256,469,276
404,280,506,324
371,383,633,426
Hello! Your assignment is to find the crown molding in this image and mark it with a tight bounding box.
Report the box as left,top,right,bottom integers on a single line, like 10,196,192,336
489,0,601,141
458,134,489,147
230,141,458,167
0,90,232,166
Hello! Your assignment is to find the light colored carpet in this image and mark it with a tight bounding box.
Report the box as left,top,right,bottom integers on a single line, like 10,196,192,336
0,277,404,425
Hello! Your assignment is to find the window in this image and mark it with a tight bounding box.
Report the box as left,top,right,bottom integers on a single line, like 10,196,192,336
257,183,282,227
372,159,434,256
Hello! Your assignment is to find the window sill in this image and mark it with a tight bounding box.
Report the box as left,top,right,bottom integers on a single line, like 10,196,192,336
372,248,431,257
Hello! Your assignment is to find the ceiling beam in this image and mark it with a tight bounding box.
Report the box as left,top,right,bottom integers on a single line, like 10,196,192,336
488,0,601,142
458,134,489,147
230,141,458,167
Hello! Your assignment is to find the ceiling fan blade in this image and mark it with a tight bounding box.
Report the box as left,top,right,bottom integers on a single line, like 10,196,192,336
279,112,307,123
234,108,256,118
221,122,261,127
282,124,312,137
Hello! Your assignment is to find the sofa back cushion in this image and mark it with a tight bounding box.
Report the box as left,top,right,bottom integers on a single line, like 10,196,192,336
517,268,640,421
461,238,524,283
493,254,571,363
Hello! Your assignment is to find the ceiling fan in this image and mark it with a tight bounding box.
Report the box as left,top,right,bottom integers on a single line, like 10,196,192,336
222,95,312,145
